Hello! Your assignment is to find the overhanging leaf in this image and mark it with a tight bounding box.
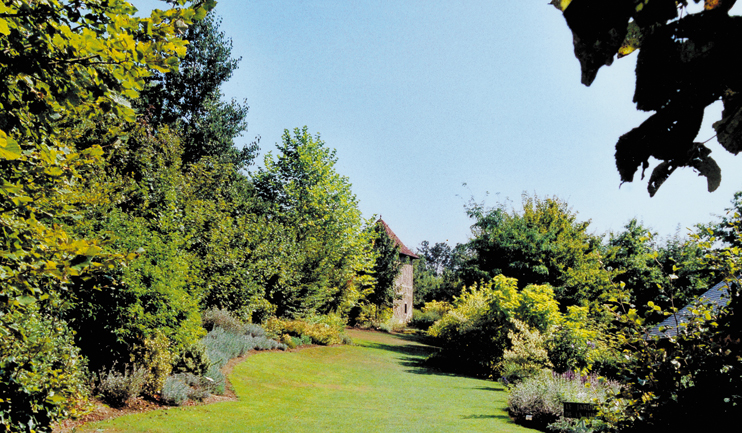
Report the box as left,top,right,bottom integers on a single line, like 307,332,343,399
17,295,36,306
615,106,704,183
647,161,676,197
0,130,22,160
689,147,722,192
618,20,642,58
705,0,737,12
714,91,742,154
561,0,635,86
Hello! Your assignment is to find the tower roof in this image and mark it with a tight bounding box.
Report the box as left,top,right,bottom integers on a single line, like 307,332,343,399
378,218,419,259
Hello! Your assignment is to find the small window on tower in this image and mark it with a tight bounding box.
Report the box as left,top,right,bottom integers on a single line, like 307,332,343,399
404,303,408,314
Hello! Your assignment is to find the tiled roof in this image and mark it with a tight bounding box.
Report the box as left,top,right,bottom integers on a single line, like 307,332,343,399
648,279,731,338
378,218,419,259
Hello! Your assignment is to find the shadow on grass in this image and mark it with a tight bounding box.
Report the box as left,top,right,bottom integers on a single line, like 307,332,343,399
460,414,512,421
359,333,492,380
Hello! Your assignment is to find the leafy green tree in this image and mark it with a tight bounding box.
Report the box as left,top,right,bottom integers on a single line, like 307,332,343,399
139,9,257,168
252,127,374,317
604,219,667,318
0,0,211,430
552,0,742,196
367,221,402,313
413,256,442,306
418,241,453,275
459,194,612,307
66,126,205,373
413,240,461,304
704,190,742,247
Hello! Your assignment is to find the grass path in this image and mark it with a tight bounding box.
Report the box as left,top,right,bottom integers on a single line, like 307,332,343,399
82,330,537,432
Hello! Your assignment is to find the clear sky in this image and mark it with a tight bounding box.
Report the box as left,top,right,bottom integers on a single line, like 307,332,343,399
136,1,742,249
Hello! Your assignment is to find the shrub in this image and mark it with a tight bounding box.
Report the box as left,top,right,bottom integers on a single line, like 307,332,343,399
508,370,620,430
95,364,148,408
202,307,246,335
243,323,268,338
202,325,286,369
172,342,212,376
203,327,256,368
611,285,742,432
408,301,450,330
547,306,619,376
131,332,173,396
0,311,90,431
68,209,205,374
161,373,212,406
350,304,392,329
428,276,559,375
264,315,348,346
498,319,552,383
341,333,354,345
379,316,405,333
206,364,226,395
161,375,190,406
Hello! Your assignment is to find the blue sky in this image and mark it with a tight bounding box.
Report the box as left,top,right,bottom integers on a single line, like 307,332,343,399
137,1,742,249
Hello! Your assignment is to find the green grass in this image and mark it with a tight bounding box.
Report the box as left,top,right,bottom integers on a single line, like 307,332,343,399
81,330,537,432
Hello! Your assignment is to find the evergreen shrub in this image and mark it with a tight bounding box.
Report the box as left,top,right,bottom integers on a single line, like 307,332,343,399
507,370,620,431
161,375,190,406
95,365,148,408
131,332,173,396
161,373,212,406
202,307,246,334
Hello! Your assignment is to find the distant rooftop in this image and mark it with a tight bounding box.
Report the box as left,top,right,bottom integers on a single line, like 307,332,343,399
377,218,419,259
648,280,731,338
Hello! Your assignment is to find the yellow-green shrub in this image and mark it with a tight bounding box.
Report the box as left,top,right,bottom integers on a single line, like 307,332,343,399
409,300,451,330
428,275,561,376
547,305,617,375
131,332,173,396
264,315,348,346
497,319,552,383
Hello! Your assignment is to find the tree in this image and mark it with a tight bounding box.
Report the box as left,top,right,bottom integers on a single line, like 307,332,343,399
0,0,211,429
602,219,713,322
612,248,742,432
459,194,612,306
552,0,742,196
252,127,374,317
704,190,742,247
368,221,402,313
413,240,462,304
417,241,453,275
138,9,257,168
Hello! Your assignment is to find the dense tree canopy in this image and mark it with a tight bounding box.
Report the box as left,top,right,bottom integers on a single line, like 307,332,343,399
253,127,374,317
138,9,257,168
367,221,402,312
603,218,713,322
0,0,213,429
553,0,742,196
459,194,612,306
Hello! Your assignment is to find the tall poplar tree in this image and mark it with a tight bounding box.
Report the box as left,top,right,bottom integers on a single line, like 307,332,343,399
138,9,257,168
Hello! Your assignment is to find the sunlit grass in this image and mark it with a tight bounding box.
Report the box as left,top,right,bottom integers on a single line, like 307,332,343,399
82,330,536,432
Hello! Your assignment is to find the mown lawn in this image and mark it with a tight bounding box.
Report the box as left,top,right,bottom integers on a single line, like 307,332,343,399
82,330,536,432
